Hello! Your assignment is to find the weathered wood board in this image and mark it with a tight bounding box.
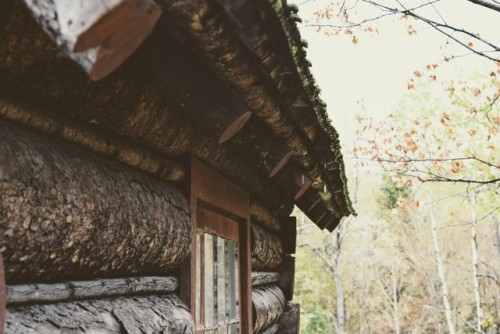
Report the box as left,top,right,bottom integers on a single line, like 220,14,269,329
5,294,194,333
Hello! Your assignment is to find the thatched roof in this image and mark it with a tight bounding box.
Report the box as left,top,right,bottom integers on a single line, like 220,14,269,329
0,0,354,231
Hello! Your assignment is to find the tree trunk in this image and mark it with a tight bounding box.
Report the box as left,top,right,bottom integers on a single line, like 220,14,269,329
252,285,285,333
6,276,178,305
0,121,192,283
429,210,455,334
391,267,400,334
251,224,285,271
470,193,483,331
493,214,500,258
333,228,345,334
5,294,194,334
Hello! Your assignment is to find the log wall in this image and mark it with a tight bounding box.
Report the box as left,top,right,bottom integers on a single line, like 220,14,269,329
251,224,285,271
0,121,192,283
252,285,285,334
5,294,194,334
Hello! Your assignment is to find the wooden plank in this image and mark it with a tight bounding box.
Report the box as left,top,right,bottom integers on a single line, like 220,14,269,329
6,276,178,305
191,157,249,219
280,217,297,255
251,272,279,287
21,0,161,81
190,157,252,333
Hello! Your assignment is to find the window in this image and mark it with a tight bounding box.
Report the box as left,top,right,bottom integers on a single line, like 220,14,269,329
188,158,252,334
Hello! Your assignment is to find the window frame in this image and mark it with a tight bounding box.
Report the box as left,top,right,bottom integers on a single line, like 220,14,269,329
185,158,252,334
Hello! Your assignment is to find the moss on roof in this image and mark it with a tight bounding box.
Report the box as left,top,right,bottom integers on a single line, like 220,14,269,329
267,0,355,216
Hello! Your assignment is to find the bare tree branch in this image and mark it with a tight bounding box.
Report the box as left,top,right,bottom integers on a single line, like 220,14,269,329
467,0,500,12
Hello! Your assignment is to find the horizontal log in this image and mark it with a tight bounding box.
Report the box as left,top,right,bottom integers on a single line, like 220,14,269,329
0,5,294,216
252,285,285,334
6,276,178,305
0,95,185,182
5,294,194,334
252,224,284,271
0,121,192,283
250,200,282,232
252,272,280,287
277,302,300,334
22,0,161,80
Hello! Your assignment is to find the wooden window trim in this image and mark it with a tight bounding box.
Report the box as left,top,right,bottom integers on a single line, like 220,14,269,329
183,158,252,334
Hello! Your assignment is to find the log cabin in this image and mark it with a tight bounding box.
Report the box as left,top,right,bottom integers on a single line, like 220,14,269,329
0,0,354,333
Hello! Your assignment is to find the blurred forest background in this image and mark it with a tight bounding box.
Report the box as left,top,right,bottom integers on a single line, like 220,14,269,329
289,0,499,333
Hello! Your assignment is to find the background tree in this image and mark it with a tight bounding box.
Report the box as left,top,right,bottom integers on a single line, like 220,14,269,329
299,0,500,62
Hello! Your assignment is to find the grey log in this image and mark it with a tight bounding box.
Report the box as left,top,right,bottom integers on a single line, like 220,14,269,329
6,276,178,305
5,294,194,334
252,224,284,271
0,121,192,283
252,272,280,287
252,285,285,334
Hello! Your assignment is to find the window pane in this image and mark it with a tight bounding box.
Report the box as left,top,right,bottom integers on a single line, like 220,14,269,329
204,233,214,328
217,237,227,324
197,232,240,333
195,233,202,326
227,239,238,323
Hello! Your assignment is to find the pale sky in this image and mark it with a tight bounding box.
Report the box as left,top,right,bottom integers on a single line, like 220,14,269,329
289,0,499,150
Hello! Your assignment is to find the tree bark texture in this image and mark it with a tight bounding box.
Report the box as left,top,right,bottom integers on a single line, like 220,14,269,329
252,272,280,287
0,95,185,183
250,201,283,232
5,294,194,334
0,5,294,217
6,276,178,305
469,193,483,330
251,224,284,271
276,302,300,334
22,0,162,80
252,285,285,334
0,121,192,284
